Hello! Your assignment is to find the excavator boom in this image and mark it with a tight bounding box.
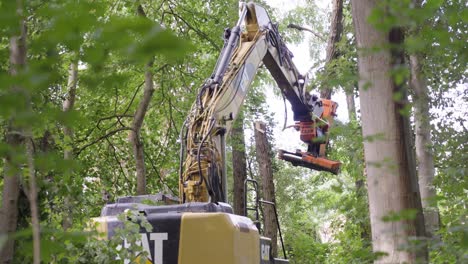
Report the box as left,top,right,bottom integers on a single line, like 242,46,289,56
179,2,340,203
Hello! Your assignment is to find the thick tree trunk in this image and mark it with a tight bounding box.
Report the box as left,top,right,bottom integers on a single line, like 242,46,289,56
231,112,247,216
254,121,278,257
0,141,21,264
410,54,439,237
0,13,27,263
62,61,77,230
351,0,427,262
320,0,344,99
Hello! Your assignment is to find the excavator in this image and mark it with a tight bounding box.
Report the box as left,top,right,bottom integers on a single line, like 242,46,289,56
92,2,340,263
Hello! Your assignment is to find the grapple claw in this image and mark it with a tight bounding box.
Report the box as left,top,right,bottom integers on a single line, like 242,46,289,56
278,149,341,175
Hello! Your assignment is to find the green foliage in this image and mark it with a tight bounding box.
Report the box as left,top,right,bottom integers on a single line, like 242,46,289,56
271,120,372,263
364,0,467,262
382,209,418,222
308,1,358,98
61,210,153,264
11,228,88,263
430,89,468,262
367,0,466,91
280,1,327,65
1,0,466,262
1,0,237,262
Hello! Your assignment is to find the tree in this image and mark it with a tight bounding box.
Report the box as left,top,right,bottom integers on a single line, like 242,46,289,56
1,1,41,262
320,0,344,99
1,1,193,262
0,3,27,262
351,0,427,262
254,121,278,257
128,4,156,196
128,57,153,195
410,53,440,238
62,60,78,230
0,0,464,262
231,111,247,216
408,0,439,238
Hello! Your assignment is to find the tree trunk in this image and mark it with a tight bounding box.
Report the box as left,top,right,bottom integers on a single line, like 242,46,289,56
63,61,77,160
410,54,439,237
351,0,427,262
14,16,40,264
62,61,78,230
0,12,27,263
345,88,356,121
348,86,369,241
25,136,40,264
231,111,247,216
254,121,278,257
129,61,154,195
129,5,155,195
320,0,344,99
0,138,21,264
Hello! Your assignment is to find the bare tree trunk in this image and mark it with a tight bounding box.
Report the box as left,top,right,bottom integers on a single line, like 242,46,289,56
0,11,27,263
320,0,344,99
231,111,247,216
409,0,439,238
63,61,77,160
0,138,21,264
351,0,427,262
254,121,278,257
129,61,154,195
410,54,439,237
347,86,369,241
129,5,155,195
25,137,40,264
345,88,356,121
14,15,40,264
62,61,77,230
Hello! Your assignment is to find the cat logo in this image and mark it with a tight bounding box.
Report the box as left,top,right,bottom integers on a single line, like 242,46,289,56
122,232,168,264
261,244,270,261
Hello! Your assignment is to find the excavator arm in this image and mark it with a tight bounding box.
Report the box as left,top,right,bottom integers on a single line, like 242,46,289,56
92,3,341,263
179,2,340,204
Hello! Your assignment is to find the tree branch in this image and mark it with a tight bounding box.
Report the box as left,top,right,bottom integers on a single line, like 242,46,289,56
75,127,133,156
106,138,132,186
287,23,326,42
96,114,133,130
166,7,220,50
143,148,177,196
123,81,145,115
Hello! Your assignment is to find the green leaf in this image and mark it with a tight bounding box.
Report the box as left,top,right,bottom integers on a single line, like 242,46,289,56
382,209,418,222
83,16,191,66
424,0,444,10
